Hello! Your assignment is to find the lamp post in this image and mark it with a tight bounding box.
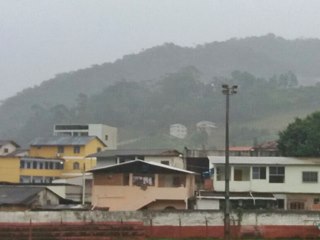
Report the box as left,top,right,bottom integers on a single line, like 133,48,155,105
222,84,237,240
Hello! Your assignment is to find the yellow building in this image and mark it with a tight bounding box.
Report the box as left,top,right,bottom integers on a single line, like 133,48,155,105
29,136,106,179
19,157,65,183
0,156,20,183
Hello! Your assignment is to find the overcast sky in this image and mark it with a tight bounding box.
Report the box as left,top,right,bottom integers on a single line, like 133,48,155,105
1,0,320,101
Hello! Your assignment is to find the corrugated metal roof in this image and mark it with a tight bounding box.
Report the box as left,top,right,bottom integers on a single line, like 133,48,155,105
30,136,99,146
90,159,197,175
89,149,182,158
0,186,46,205
208,156,320,165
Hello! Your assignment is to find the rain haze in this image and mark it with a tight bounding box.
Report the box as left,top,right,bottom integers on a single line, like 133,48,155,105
1,0,320,101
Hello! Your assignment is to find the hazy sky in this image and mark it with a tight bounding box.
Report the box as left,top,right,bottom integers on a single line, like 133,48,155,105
1,0,320,101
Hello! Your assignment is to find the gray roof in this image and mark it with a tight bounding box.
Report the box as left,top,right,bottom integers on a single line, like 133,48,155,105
0,186,47,205
89,149,182,158
0,140,20,148
30,136,104,146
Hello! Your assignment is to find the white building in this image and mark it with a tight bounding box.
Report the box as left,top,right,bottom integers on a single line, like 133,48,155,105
196,121,216,135
0,140,20,156
169,123,187,139
53,124,117,149
197,156,320,211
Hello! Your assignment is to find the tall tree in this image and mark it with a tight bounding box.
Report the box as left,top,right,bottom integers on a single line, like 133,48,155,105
278,111,320,156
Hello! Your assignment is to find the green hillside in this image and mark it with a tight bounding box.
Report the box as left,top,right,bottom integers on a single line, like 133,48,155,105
1,34,320,147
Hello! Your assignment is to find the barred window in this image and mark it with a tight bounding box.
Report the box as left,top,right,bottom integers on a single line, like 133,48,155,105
302,171,318,183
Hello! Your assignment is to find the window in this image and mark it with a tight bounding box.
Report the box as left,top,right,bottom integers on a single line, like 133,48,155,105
269,166,285,183
105,135,108,141
314,198,320,204
216,166,231,181
161,161,170,165
73,146,80,154
26,162,31,169
132,174,154,186
32,161,37,169
57,146,64,154
302,171,318,183
55,162,62,169
73,162,80,170
49,162,54,169
97,147,101,152
4,148,8,153
252,167,266,179
20,160,25,169
233,166,250,181
20,176,31,183
289,202,304,210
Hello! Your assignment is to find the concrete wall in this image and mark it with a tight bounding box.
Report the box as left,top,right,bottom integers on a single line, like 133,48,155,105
0,210,320,238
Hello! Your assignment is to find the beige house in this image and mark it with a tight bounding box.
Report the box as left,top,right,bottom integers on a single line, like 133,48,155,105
90,160,197,211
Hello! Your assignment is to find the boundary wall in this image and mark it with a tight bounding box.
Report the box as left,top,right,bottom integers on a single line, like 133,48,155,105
0,210,320,239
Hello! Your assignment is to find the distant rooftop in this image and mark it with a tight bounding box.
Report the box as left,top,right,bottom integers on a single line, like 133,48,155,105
208,156,320,166
89,149,182,158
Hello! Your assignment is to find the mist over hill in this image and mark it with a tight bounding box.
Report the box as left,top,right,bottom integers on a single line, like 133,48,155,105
2,34,320,148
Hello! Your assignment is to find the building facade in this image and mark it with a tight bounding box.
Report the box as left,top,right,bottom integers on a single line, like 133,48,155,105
29,136,106,178
90,160,196,211
207,156,320,210
169,124,187,139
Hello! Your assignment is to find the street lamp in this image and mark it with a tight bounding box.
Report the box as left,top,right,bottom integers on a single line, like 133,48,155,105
222,84,237,240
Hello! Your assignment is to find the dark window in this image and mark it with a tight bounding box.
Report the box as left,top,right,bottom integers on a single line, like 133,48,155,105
105,135,108,140
55,125,88,130
97,147,101,152
55,162,62,169
73,146,80,154
45,162,49,169
26,162,31,169
4,148,8,153
73,162,80,170
39,162,43,169
277,199,285,209
49,162,54,169
32,161,37,169
252,167,266,179
314,198,320,204
20,160,25,169
302,171,318,183
57,146,64,154
290,202,304,210
269,166,285,183
161,161,170,165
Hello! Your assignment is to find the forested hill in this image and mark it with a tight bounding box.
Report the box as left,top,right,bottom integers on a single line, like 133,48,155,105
2,34,320,147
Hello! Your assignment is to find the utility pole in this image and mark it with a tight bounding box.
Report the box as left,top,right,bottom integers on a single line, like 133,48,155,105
222,84,237,240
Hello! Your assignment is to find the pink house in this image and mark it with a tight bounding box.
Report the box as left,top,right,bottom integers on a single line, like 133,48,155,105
90,160,197,211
